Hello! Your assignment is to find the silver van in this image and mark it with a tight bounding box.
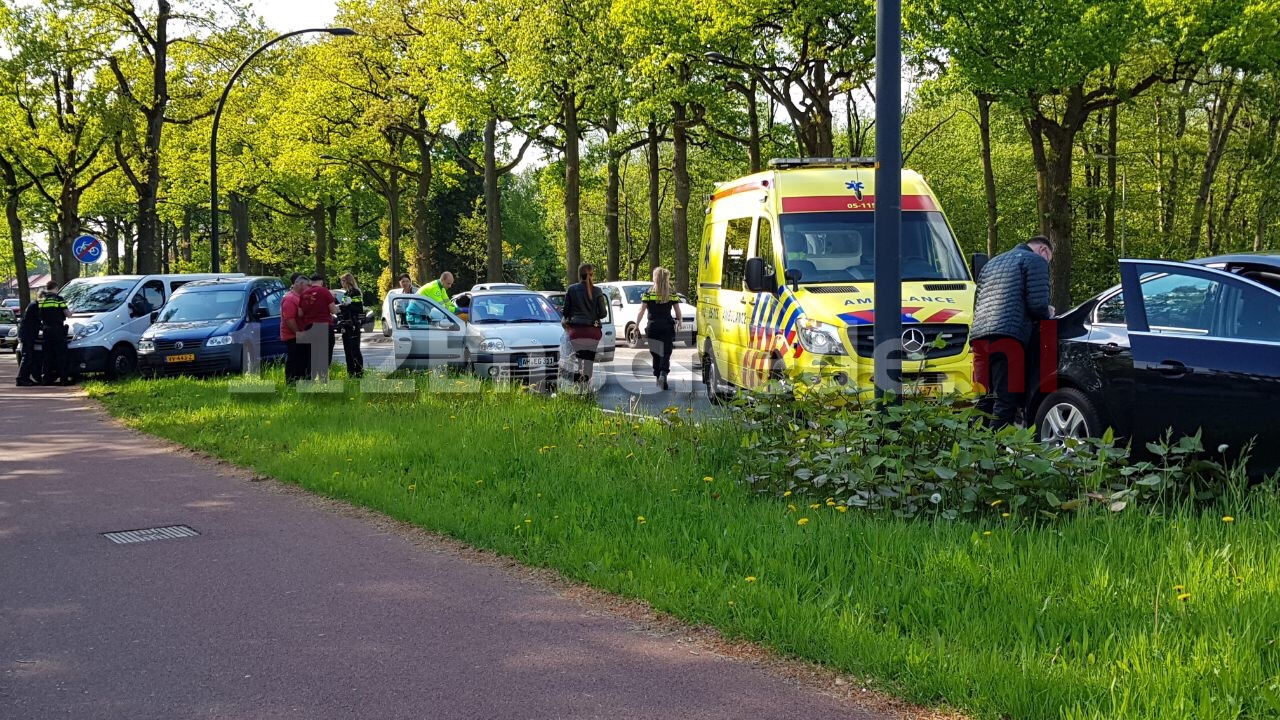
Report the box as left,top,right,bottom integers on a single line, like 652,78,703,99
60,273,245,378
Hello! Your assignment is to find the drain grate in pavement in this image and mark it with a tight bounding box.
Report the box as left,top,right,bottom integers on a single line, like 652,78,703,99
102,525,200,545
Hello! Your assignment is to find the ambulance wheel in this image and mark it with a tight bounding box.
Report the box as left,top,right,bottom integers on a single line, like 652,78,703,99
106,344,137,380
703,346,733,405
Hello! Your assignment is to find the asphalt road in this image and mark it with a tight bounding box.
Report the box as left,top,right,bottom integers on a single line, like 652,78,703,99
0,354,885,720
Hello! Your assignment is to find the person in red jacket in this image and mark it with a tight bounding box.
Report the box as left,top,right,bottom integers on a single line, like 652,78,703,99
281,273,309,383
301,274,338,381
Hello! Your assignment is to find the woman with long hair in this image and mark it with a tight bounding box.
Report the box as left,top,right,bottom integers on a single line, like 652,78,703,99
338,272,365,378
561,263,609,387
634,266,683,390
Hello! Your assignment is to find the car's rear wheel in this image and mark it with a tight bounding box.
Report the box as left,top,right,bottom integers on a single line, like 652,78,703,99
381,317,392,337
626,323,641,348
1035,388,1102,444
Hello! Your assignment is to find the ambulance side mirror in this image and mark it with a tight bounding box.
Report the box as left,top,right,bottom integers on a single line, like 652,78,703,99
971,253,989,278
744,258,773,292
784,268,802,292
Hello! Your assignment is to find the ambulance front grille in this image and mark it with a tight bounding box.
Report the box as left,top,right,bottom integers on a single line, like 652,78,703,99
847,324,969,359
800,285,862,294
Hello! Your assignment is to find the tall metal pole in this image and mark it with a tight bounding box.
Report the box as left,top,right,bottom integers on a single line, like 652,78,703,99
210,27,356,272
873,0,903,401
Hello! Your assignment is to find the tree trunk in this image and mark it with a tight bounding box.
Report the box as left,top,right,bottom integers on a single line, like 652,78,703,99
388,164,402,280
328,204,339,263
1160,77,1196,240
647,119,662,274
747,79,761,172
1104,80,1118,252
123,221,135,274
1217,170,1243,253
1188,78,1245,254
134,0,171,274
564,90,582,287
312,205,328,278
105,215,120,276
180,207,193,263
1027,113,1077,309
977,94,998,257
0,157,29,305
230,191,251,272
412,122,434,281
672,102,691,296
604,108,621,281
55,185,82,285
484,118,503,282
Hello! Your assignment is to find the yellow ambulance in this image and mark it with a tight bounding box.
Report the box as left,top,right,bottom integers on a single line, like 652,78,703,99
696,158,977,401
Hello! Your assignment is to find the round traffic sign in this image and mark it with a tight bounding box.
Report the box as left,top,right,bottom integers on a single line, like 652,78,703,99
73,235,104,263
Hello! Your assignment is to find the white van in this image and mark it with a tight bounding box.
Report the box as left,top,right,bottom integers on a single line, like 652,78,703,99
60,273,244,378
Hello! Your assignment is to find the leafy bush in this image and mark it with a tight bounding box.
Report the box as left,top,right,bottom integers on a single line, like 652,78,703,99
734,390,1241,520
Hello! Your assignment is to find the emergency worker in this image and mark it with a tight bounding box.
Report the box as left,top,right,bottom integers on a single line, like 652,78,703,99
15,291,45,386
337,272,365,378
417,271,456,312
38,281,72,385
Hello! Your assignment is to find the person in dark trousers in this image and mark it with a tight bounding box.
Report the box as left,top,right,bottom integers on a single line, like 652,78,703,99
281,273,309,383
970,235,1055,429
308,274,338,371
337,272,365,378
634,266,683,390
16,291,45,386
38,281,73,385
561,263,609,388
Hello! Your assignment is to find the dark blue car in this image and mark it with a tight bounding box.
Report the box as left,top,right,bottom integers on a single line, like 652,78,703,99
1032,254,1280,473
138,277,287,377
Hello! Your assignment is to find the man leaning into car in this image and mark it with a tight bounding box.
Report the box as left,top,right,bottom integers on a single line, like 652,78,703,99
970,235,1055,429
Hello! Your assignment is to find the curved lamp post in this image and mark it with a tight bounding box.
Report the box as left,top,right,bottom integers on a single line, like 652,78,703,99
210,27,357,272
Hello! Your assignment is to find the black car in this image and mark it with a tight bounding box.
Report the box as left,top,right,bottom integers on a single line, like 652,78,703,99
1031,255,1280,473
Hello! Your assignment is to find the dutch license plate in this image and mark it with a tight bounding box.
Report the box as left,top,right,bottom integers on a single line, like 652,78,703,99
520,356,555,368
904,383,944,397
166,353,196,363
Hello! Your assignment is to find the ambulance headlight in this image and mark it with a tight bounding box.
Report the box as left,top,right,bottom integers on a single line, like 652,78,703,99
797,321,847,356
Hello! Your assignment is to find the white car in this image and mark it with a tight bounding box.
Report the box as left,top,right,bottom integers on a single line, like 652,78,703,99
382,289,570,383
596,281,698,348
471,282,528,292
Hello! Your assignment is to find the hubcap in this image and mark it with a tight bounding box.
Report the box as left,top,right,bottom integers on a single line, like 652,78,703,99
1041,402,1088,443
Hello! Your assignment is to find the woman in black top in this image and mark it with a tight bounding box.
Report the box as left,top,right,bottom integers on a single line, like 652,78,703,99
338,272,365,378
561,263,609,386
635,266,683,390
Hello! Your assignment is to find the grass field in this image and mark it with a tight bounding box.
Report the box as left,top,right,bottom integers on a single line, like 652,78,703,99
88,372,1280,720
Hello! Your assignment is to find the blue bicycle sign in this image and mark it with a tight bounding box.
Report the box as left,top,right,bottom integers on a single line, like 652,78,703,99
72,235,104,263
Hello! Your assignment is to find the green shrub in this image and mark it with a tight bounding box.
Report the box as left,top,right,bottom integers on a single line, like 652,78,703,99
734,390,1242,520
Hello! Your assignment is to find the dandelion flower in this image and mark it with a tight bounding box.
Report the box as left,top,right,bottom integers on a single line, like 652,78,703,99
1222,516,1235,523
1001,512,1010,518
745,576,757,583
1217,443,1229,453
703,476,714,483
798,518,810,526
407,484,416,491
990,499,1004,507
1177,593,1191,602
1173,584,1185,592
636,515,646,524
809,503,821,510
929,492,942,504
836,506,848,513
525,518,532,524
787,504,797,513
783,490,792,497
826,500,836,507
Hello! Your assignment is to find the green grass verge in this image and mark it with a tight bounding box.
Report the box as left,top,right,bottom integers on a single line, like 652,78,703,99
88,372,1280,720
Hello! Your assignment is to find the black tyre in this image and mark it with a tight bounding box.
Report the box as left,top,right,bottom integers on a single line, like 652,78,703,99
381,318,392,337
105,344,137,380
626,323,641,348
703,345,733,405
1034,388,1103,444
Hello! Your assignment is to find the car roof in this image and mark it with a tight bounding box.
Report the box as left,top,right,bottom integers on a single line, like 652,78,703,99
174,277,282,291
1190,253,1280,268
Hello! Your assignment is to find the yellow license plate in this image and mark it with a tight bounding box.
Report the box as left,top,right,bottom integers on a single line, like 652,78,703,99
166,353,196,363
904,384,944,397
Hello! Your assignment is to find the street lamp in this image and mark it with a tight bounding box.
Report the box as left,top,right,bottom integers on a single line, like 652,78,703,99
209,27,357,272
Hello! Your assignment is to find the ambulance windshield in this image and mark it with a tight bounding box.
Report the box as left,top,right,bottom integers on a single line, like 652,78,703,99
780,211,969,283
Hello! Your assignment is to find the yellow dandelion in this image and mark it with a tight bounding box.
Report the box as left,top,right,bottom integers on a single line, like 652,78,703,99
836,506,848,513
636,515,646,524
809,503,821,510
745,576,757,583
787,504,797,513
449,415,456,420
1001,512,1010,518
783,490,792,497
703,476,714,483
982,531,992,537
524,519,532,524
1222,516,1235,523
1177,593,1191,602
1173,584,1185,592
798,518,810,526
826,500,836,507
407,484,416,491
990,499,1004,507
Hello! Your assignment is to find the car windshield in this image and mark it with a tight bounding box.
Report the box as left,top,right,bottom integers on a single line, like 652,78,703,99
623,285,648,303
469,294,560,324
61,278,139,313
157,290,245,322
779,211,969,283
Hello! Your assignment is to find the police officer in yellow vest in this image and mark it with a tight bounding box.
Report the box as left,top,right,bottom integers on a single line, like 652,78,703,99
38,280,73,385
416,271,456,313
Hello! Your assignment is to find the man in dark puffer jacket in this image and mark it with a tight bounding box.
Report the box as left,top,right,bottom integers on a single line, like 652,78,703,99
971,235,1054,428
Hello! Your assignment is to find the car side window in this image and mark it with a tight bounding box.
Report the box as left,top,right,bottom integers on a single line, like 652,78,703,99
136,280,165,313
1222,282,1280,341
395,297,448,328
1139,273,1215,335
1095,291,1125,324
260,290,284,318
